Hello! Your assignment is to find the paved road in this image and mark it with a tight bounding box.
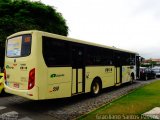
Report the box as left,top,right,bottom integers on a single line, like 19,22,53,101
0,78,159,120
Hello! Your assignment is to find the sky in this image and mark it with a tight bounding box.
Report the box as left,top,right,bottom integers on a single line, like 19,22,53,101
33,0,160,59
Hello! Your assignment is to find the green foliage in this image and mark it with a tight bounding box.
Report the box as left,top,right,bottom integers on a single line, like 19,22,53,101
0,0,11,3
0,0,68,43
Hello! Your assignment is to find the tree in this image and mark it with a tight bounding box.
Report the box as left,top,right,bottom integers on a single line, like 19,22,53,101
0,0,68,69
0,0,68,43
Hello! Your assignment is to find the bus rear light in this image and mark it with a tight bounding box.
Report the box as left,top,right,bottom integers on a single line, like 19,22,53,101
28,68,35,90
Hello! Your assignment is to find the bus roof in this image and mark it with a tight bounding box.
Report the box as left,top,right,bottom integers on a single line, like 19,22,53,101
7,30,138,54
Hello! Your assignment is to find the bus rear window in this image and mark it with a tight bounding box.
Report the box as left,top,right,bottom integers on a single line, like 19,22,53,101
7,34,32,57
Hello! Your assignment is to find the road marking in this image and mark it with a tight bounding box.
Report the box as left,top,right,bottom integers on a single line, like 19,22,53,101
0,106,6,110
19,117,33,120
0,107,32,120
1,111,18,120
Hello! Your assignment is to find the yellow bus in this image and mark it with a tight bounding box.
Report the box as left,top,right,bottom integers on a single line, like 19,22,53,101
4,30,140,100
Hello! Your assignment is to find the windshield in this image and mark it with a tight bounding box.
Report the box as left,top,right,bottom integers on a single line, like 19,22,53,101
7,34,32,57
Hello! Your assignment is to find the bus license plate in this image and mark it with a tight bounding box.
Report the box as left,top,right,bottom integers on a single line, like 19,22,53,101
13,83,19,88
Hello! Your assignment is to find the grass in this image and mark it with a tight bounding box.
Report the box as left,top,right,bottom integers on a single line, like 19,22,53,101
79,80,160,120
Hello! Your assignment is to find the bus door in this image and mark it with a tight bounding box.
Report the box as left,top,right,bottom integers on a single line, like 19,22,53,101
114,53,122,85
71,45,85,95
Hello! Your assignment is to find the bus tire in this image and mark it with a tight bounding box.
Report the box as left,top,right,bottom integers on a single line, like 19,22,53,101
91,78,102,97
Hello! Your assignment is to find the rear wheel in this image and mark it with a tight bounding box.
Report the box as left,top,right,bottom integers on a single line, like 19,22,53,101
91,79,101,96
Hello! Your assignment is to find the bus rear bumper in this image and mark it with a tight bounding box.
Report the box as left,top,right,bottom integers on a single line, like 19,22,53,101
4,84,39,100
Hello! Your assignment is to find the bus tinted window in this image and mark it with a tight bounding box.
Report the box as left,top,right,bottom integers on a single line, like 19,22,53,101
119,52,135,65
7,34,31,57
86,46,113,66
42,36,70,67
130,54,135,65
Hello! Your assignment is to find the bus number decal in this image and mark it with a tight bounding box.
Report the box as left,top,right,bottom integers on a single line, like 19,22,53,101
105,68,112,73
53,86,59,91
20,64,27,71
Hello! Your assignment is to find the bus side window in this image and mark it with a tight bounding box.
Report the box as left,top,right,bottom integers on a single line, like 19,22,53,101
42,36,71,67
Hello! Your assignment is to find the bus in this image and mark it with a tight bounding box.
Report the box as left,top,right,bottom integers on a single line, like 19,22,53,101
4,30,140,100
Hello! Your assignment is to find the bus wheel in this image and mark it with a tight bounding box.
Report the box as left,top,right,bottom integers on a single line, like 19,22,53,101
91,79,101,96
